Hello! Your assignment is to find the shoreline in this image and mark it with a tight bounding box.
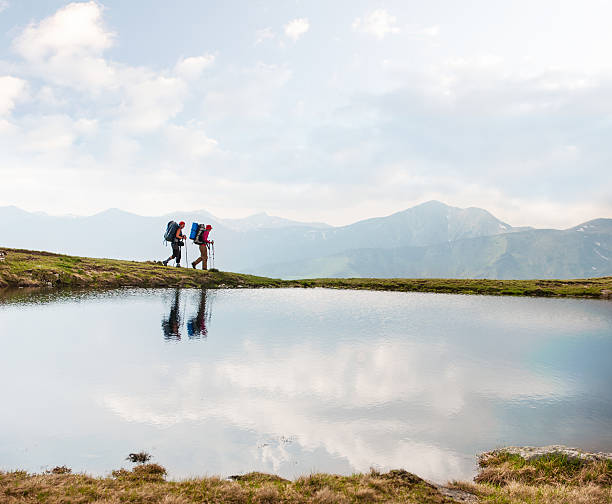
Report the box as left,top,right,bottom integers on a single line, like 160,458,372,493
1,446,610,504
2,247,611,299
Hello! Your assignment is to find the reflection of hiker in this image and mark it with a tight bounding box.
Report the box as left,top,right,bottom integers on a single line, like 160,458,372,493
163,221,186,267
187,289,210,339
161,289,182,340
191,224,213,270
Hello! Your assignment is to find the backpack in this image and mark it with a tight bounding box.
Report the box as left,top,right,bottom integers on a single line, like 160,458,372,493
192,223,207,245
164,221,179,242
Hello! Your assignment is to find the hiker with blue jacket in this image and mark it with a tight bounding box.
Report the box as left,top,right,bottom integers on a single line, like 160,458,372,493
163,221,186,267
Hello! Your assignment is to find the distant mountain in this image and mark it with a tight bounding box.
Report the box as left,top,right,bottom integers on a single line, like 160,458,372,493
220,212,331,232
253,220,612,280
0,201,609,279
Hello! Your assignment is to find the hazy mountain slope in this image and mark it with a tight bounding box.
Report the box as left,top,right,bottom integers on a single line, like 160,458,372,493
220,212,331,231
219,200,525,270
254,220,612,279
0,201,522,271
2,203,607,279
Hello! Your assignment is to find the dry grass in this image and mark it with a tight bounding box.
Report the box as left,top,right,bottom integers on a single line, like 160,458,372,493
0,467,460,504
448,449,612,504
475,451,612,487
4,452,612,503
453,480,612,504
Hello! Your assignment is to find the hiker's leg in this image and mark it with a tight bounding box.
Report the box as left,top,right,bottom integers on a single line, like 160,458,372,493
172,243,181,265
202,244,208,270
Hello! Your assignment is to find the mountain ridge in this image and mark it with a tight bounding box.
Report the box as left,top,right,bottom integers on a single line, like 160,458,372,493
1,201,609,279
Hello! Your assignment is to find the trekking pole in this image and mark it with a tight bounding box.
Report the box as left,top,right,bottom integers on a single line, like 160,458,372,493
185,238,188,266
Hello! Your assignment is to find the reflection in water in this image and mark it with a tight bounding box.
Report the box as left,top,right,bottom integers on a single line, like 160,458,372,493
160,289,213,340
1,288,611,482
161,289,182,340
187,290,212,339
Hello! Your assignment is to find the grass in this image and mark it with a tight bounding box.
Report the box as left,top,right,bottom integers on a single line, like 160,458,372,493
1,247,611,299
450,449,612,504
3,453,611,504
0,467,458,504
2,450,611,503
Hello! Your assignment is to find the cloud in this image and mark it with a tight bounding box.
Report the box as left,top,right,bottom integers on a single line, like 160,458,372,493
0,75,28,115
284,18,309,41
0,1,9,14
255,27,275,45
12,1,116,90
164,124,218,161
175,54,215,80
113,73,187,133
203,62,292,120
352,9,400,39
408,25,440,38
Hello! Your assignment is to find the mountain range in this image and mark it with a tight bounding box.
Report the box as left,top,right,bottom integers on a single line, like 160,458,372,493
1,201,610,279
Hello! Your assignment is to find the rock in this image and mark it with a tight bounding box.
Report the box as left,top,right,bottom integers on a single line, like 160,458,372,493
602,289,612,299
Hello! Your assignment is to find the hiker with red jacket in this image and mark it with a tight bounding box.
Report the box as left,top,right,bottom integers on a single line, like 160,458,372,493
163,221,187,267
192,224,213,270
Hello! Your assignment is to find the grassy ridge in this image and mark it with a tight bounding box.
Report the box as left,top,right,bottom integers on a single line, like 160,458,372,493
1,247,611,298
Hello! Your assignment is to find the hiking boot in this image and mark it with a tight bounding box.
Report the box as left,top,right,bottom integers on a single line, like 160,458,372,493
176,264,181,268
191,262,196,269
162,260,168,266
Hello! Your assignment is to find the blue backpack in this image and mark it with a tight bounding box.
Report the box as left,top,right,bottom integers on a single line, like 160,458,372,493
164,221,179,242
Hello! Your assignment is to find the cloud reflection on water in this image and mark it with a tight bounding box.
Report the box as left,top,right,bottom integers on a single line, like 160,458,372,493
102,334,575,481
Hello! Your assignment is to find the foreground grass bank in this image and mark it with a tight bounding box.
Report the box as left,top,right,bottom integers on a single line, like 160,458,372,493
2,448,611,504
1,247,611,298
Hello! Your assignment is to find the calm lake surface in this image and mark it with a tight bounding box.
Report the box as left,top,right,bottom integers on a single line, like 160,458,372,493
1,288,611,483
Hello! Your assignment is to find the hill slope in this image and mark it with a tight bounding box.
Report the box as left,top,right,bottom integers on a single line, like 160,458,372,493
1,247,610,299
254,220,612,280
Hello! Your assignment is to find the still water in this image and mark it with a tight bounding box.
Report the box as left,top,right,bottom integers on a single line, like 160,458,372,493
1,288,611,482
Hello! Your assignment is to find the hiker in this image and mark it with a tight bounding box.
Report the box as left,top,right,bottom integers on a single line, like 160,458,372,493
163,221,187,267
192,224,213,270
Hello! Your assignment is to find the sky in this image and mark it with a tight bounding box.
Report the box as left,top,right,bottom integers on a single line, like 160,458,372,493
0,0,611,228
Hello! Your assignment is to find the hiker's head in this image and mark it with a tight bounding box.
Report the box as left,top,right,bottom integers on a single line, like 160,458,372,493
206,224,212,230
179,221,185,228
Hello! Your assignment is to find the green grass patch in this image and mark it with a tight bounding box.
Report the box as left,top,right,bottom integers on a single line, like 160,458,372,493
1,247,611,299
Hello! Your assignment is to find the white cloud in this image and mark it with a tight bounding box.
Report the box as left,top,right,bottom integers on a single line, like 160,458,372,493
255,27,275,45
175,54,215,80
0,75,28,115
0,1,9,14
12,1,116,90
165,124,218,161
204,62,292,120
114,72,187,133
0,114,97,157
352,9,400,39
284,18,309,41
13,1,113,59
408,25,440,38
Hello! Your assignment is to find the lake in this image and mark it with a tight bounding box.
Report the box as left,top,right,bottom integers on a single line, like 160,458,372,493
1,288,611,483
